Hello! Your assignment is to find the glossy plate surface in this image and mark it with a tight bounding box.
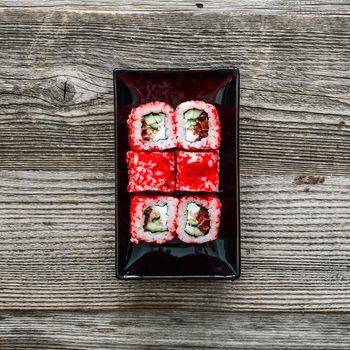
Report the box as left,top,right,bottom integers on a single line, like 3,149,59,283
114,69,240,279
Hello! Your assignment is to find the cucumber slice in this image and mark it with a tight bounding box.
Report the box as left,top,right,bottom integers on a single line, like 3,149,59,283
186,119,197,127
192,109,203,119
145,222,157,232
154,113,165,123
184,109,204,120
144,114,157,125
187,219,198,226
184,109,194,119
185,225,204,237
149,123,159,130
146,221,166,232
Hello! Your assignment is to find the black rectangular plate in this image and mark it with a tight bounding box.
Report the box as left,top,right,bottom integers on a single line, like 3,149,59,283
114,68,240,280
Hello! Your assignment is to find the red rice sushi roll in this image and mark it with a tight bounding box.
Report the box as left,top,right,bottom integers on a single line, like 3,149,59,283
130,195,178,244
175,100,221,150
128,101,176,151
175,150,220,192
176,194,221,244
127,151,175,192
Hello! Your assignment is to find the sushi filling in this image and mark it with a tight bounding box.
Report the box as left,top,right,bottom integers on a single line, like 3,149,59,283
183,109,209,142
185,203,210,237
141,112,166,141
143,205,168,233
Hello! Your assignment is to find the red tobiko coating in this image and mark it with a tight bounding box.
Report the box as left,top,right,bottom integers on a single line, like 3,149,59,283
127,151,175,192
175,150,220,192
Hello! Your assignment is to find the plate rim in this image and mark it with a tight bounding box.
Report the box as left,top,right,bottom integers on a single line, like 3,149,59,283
114,68,240,280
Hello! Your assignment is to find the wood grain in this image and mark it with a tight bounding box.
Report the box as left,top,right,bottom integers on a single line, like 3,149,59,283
1,0,350,15
1,310,350,349
0,9,349,174
0,9,349,350
0,170,349,310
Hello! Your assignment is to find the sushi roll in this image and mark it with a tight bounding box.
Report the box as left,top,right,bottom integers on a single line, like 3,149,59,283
127,101,176,151
175,150,220,192
175,100,221,150
130,195,178,244
127,151,175,192
176,194,221,244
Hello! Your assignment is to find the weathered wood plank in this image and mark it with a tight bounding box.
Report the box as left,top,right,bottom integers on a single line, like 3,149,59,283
0,10,349,174
0,0,349,15
1,310,349,349
0,170,349,310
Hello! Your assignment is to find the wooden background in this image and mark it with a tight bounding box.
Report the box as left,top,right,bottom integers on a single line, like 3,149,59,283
0,0,349,348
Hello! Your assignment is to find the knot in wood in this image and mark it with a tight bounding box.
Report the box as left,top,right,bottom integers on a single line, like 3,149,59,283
51,76,76,103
